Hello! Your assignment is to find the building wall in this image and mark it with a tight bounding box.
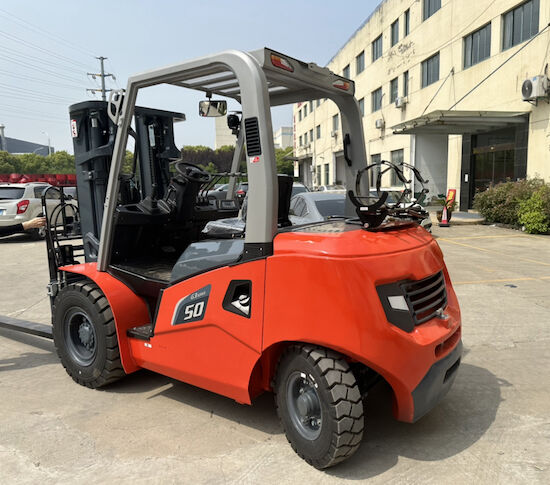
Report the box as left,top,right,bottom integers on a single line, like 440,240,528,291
273,126,293,149
294,0,550,199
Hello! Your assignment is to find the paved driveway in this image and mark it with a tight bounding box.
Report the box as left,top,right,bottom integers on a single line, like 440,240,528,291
0,225,549,484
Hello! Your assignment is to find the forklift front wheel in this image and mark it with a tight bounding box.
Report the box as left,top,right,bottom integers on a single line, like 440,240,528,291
53,282,125,388
274,345,364,469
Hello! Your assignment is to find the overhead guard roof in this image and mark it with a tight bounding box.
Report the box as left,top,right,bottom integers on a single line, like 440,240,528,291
163,48,356,107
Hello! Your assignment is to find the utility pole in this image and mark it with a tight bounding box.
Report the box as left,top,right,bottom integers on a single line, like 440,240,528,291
87,56,115,101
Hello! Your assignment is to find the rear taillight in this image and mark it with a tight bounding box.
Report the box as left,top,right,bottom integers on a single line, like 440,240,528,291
17,199,29,214
236,189,245,196
270,54,294,72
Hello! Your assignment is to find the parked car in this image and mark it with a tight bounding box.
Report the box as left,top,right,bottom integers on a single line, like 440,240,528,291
315,184,346,192
0,183,76,239
289,191,432,231
206,182,248,204
291,182,309,197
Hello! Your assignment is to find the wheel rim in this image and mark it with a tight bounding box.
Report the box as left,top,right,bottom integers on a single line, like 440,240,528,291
286,371,322,440
64,309,97,366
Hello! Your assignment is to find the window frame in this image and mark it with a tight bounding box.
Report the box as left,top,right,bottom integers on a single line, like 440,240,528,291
502,0,540,50
343,64,350,79
358,97,365,116
464,22,491,69
404,9,410,36
356,50,365,74
391,19,400,47
332,114,339,132
403,70,409,97
421,52,440,88
390,77,399,103
390,149,404,186
371,87,382,112
372,34,383,62
316,124,321,139
423,0,441,21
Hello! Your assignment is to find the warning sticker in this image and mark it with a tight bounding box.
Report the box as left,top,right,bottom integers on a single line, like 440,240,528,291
249,156,261,164
70,119,78,138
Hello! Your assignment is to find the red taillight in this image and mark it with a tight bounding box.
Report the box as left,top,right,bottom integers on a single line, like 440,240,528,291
17,199,29,214
271,54,294,72
333,79,351,91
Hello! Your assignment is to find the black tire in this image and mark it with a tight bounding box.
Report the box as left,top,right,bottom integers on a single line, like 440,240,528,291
52,282,125,388
274,345,364,469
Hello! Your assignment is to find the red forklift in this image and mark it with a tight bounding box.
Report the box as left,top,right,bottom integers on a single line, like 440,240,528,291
43,48,461,469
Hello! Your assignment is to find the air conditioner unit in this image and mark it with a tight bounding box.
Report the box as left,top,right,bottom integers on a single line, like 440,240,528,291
395,96,407,109
522,75,549,101
375,118,385,129
330,130,339,137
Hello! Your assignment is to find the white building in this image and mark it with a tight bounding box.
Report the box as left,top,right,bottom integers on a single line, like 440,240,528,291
273,126,293,149
293,0,550,210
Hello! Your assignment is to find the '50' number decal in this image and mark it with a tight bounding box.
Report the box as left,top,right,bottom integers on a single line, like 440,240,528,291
172,285,211,325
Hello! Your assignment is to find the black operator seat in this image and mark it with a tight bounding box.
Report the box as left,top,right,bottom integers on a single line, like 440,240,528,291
201,174,294,238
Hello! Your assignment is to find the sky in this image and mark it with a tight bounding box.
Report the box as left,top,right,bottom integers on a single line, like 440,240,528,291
0,0,381,154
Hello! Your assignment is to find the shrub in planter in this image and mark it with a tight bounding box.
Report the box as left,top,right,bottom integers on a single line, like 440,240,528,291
518,185,550,234
473,178,545,227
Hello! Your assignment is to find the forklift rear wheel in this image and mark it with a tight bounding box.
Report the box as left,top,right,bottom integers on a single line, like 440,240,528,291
274,345,364,469
53,282,125,388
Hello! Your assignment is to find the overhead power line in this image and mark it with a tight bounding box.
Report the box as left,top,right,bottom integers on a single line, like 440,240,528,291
0,6,95,59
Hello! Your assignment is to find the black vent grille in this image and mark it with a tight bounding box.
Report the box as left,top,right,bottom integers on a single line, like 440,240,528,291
244,117,261,156
402,271,447,325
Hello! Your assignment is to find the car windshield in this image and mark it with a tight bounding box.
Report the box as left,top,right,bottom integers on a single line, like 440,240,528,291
314,198,346,217
0,187,25,200
292,185,307,197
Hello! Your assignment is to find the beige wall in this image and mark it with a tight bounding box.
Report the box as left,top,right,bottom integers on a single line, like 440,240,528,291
294,0,550,198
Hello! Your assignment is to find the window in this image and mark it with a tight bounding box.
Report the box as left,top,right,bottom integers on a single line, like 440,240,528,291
356,51,365,74
316,99,321,107
33,186,48,198
304,104,308,117
464,23,491,68
422,52,440,87
299,135,303,146
304,132,308,145
298,109,302,121
390,77,399,103
315,198,345,217
403,70,409,96
372,34,382,62
391,19,399,46
404,9,410,36
370,154,381,188
0,187,25,199
309,129,314,143
294,197,307,217
316,124,321,139
371,87,382,112
343,64,350,78
423,0,441,20
503,0,539,50
310,100,314,111
316,166,322,186
332,114,339,132
324,163,330,185
358,97,365,116
390,149,404,185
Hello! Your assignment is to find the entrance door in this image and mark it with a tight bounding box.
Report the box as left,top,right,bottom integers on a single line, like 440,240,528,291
472,143,515,194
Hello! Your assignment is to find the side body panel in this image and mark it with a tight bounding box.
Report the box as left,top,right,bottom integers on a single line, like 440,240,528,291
128,260,266,404
60,263,150,373
263,226,462,422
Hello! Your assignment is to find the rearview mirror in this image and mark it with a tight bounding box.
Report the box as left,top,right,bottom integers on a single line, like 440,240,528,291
199,100,227,117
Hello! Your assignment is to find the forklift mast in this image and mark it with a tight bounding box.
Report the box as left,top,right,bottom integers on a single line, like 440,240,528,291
69,101,185,261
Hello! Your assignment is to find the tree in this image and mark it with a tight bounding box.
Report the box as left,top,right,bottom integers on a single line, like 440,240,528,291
275,147,295,176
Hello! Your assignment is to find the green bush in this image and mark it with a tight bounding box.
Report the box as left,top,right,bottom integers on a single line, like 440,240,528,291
518,185,550,234
473,178,546,227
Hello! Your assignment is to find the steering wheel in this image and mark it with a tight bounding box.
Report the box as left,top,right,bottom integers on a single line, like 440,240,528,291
174,161,212,183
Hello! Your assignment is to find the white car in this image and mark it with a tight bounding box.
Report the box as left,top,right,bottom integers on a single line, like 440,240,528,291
0,183,76,239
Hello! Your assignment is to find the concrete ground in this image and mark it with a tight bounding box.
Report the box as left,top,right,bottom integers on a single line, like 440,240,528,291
0,225,549,484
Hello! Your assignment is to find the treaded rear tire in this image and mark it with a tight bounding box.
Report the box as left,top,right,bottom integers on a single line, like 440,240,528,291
274,344,364,469
53,281,125,388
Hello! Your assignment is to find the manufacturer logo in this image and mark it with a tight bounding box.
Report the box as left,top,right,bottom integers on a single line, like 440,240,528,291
70,119,78,138
250,156,261,164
